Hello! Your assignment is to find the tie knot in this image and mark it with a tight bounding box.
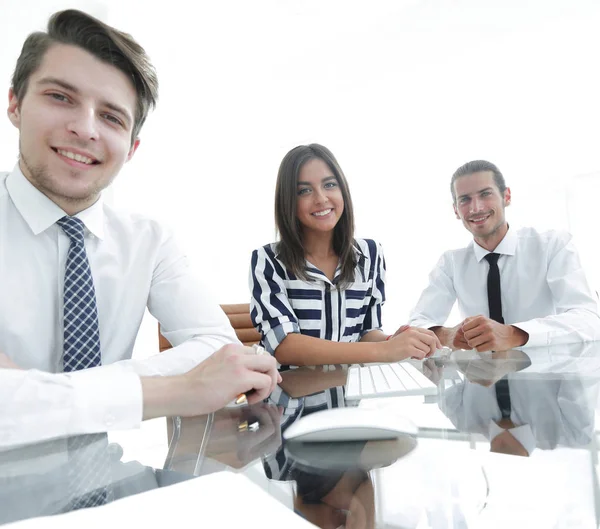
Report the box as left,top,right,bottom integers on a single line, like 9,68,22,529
485,252,500,266
57,216,86,245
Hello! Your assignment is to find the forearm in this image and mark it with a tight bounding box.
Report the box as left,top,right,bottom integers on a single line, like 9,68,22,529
114,334,238,378
430,326,452,347
140,375,184,420
275,333,381,366
359,330,389,343
513,309,600,347
0,367,142,449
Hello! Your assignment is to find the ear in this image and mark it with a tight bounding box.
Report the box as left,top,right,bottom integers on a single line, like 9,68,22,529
453,202,460,220
126,138,141,162
7,88,21,129
504,187,511,207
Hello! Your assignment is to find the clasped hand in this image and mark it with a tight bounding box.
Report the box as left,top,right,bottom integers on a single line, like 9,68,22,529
448,316,528,352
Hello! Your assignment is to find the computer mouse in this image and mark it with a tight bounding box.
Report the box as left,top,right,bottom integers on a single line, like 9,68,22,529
283,407,418,443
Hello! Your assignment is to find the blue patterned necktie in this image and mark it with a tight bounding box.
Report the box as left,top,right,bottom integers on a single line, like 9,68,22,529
57,216,102,371
57,216,111,510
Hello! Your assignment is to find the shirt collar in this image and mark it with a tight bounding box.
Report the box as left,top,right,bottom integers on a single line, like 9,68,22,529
6,163,105,240
472,225,518,262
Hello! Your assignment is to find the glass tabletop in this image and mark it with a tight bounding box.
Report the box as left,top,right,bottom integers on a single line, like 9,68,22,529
2,341,600,528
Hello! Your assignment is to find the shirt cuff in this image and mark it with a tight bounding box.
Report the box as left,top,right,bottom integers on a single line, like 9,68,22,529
409,318,443,330
70,366,143,432
511,321,550,348
262,321,301,354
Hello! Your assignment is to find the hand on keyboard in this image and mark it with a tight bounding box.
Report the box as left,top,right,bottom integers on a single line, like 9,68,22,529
380,327,442,361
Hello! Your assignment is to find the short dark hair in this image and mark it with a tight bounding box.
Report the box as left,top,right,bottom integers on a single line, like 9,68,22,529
11,9,158,141
450,160,507,202
274,144,356,288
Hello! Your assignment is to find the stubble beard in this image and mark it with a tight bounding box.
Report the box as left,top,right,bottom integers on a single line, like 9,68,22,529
20,148,105,208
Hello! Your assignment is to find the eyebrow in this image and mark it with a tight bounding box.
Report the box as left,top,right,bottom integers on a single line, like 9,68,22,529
457,187,494,200
297,176,337,186
37,76,133,126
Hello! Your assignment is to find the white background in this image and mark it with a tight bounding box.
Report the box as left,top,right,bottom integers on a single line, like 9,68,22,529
1,0,599,358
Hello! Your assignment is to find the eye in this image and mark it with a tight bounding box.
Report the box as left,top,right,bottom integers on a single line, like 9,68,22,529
102,113,124,127
459,197,470,205
481,191,491,197
48,92,69,103
324,181,338,189
297,187,311,196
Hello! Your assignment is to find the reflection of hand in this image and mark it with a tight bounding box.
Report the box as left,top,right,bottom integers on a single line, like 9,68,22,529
461,349,529,386
422,358,443,385
0,353,21,369
462,316,528,352
209,404,282,468
346,479,375,529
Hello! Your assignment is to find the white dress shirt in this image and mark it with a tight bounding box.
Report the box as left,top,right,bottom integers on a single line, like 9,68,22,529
408,226,600,347
0,166,239,448
442,373,598,450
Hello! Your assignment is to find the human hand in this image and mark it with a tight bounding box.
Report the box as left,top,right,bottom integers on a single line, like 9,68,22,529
389,324,410,339
462,316,528,352
142,344,281,419
381,328,442,361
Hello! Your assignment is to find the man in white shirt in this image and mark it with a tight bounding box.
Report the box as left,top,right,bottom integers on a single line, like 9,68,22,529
0,9,278,448
408,160,600,351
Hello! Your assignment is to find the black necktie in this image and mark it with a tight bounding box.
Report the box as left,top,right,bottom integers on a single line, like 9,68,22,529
484,253,504,324
484,253,511,419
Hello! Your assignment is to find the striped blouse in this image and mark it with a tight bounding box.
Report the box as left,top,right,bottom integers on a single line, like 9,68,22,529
249,238,387,357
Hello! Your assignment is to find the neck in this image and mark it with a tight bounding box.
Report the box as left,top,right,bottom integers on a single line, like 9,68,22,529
19,159,99,216
474,222,509,252
302,230,336,259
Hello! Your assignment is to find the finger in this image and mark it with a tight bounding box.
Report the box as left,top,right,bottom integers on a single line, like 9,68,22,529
462,316,484,332
419,333,438,357
463,326,485,342
410,348,427,360
456,337,470,350
466,332,489,349
474,340,494,353
410,338,430,355
393,324,410,337
244,372,275,404
239,353,278,372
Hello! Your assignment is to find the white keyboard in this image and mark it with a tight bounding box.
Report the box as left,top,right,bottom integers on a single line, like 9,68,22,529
345,362,437,401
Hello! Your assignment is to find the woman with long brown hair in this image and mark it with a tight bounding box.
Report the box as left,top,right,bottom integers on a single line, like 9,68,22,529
250,143,439,371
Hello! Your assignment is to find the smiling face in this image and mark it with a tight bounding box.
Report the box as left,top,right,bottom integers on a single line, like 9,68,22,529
7,43,139,214
453,170,511,247
295,158,345,237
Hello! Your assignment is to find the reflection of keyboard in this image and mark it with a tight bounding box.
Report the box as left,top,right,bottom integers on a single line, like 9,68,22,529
345,362,437,401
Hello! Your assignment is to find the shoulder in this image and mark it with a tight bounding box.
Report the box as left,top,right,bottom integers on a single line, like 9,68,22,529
436,242,473,266
252,242,279,260
515,226,573,250
102,204,173,243
354,238,384,259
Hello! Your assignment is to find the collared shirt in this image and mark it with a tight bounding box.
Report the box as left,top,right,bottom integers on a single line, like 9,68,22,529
249,238,385,415
250,238,386,355
408,226,600,347
442,374,597,450
0,166,239,449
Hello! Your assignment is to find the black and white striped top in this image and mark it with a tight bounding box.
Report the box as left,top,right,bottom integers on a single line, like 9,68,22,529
250,238,386,356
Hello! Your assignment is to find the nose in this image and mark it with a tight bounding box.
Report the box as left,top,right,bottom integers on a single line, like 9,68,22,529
67,106,99,141
313,187,329,206
469,196,485,214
